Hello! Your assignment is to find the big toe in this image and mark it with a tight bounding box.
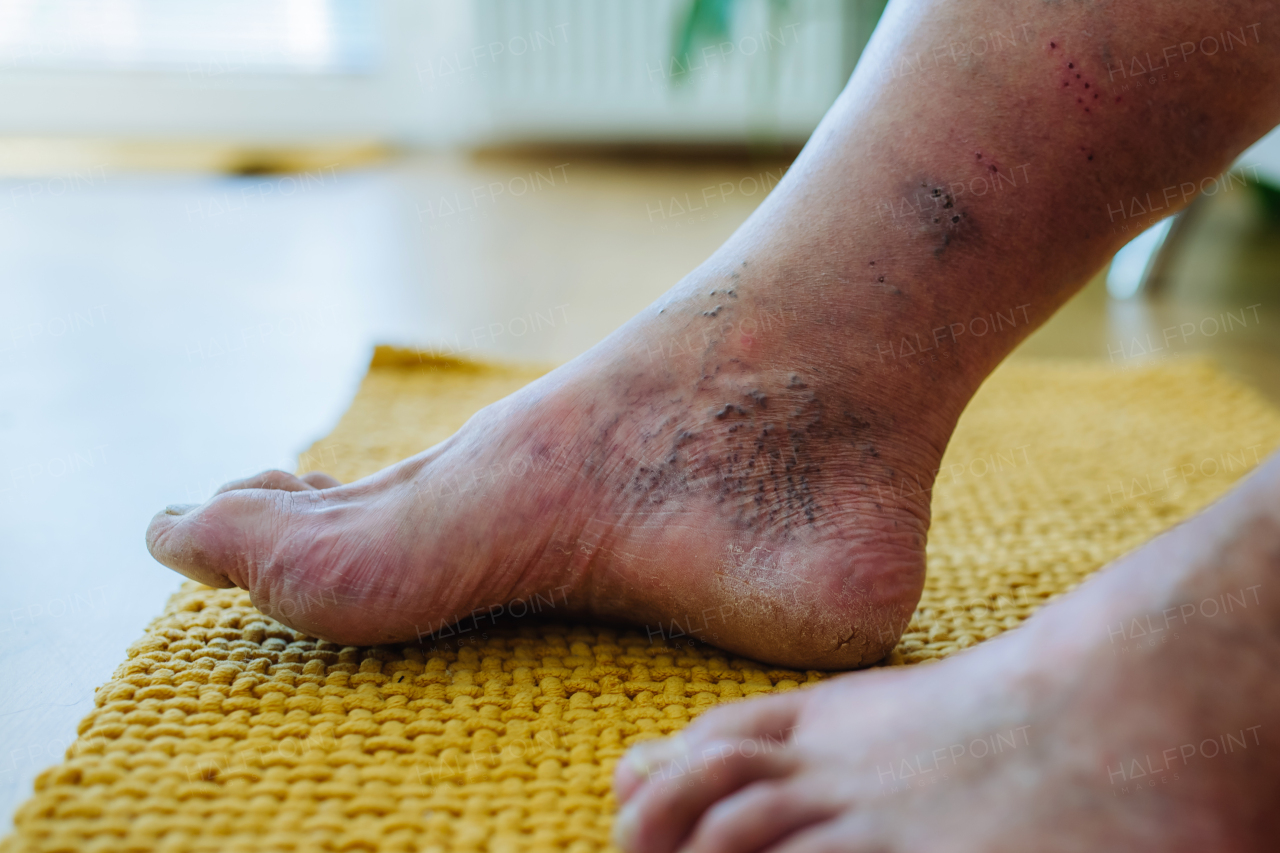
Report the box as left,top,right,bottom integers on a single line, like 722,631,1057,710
146,489,296,591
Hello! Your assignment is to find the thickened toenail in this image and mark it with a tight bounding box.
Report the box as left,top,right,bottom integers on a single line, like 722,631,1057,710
165,504,198,516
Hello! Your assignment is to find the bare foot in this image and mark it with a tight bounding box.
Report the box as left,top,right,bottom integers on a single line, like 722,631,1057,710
144,0,1280,671
146,262,966,668
612,454,1280,851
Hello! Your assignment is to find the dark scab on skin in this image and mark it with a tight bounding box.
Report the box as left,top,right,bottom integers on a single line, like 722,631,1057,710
903,180,971,255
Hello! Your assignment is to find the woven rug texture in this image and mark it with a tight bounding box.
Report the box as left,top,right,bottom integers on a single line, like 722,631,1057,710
5,348,1280,853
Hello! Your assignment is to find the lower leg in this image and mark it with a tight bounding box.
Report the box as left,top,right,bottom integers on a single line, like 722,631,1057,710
664,0,1280,392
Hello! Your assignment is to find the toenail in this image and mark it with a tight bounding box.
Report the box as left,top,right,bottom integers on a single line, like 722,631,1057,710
627,734,684,779
612,801,639,850
165,504,198,516
625,745,657,779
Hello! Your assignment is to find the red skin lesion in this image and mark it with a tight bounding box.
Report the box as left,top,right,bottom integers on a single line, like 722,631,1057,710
1057,55,1102,115
975,151,1002,174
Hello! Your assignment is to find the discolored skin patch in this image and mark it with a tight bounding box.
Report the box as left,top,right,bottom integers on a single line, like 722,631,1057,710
878,175,979,258
918,182,970,255
627,377,875,535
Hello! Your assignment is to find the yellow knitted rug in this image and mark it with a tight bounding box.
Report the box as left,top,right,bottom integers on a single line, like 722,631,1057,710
7,348,1280,853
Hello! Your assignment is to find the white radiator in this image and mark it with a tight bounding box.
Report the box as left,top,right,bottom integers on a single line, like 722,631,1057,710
425,0,861,145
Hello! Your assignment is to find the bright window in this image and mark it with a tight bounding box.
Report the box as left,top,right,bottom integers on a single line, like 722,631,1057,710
0,0,378,74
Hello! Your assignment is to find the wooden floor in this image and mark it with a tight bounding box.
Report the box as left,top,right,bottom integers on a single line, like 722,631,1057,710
1015,271,1280,405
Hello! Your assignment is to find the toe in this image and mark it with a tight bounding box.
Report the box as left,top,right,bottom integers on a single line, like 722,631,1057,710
616,690,807,804
685,777,843,853
612,736,798,853
300,471,342,489
615,733,691,805
146,488,297,591
214,469,318,495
